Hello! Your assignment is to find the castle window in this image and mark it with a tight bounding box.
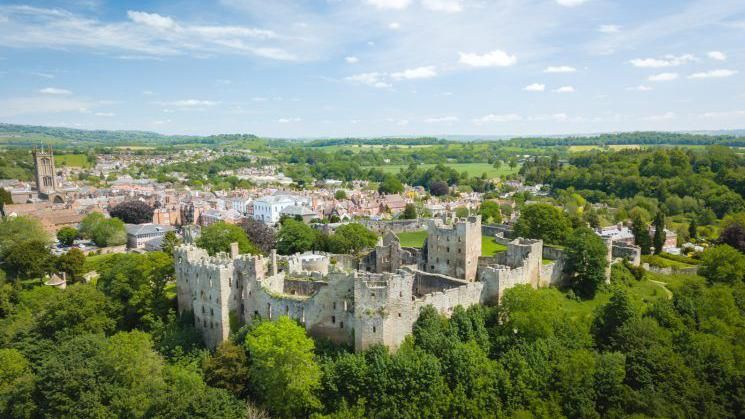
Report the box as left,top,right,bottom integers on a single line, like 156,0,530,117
210,308,214,316
372,326,376,333
202,306,205,314
447,247,450,252
344,300,348,311
332,316,336,324
285,306,289,314
178,257,182,263
267,303,272,319
333,302,337,310
398,312,401,317
447,260,450,265
399,291,402,297
203,319,207,328
229,278,232,287
458,249,461,253
340,321,344,329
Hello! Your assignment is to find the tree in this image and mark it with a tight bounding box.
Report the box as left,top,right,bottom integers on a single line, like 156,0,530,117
97,252,173,330
653,211,666,255
277,219,319,255
718,222,745,253
688,219,697,240
334,190,347,200
79,213,126,247
699,245,745,284
2,239,54,280
37,283,115,339
0,348,36,419
514,203,572,245
328,223,377,254
203,341,250,398
242,218,277,254
160,230,181,256
429,181,449,196
0,216,49,253
0,188,12,204
402,203,417,220
591,288,637,350
109,200,155,224
631,211,651,255
196,222,259,256
479,201,502,224
56,227,78,246
563,227,609,298
245,317,322,417
378,175,404,194
55,248,86,282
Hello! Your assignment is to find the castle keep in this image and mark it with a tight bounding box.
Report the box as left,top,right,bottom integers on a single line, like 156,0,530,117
175,216,629,351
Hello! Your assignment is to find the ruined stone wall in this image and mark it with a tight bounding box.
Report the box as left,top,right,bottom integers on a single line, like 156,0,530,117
412,271,471,297
482,224,513,239
353,270,416,351
360,219,426,234
612,242,641,266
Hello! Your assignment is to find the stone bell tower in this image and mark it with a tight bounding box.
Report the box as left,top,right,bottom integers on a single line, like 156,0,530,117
33,144,57,196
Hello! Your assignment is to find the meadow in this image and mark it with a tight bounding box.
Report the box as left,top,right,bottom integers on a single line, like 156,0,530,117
378,162,519,178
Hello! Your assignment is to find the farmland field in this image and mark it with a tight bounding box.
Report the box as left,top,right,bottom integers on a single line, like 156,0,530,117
377,162,519,178
54,153,91,168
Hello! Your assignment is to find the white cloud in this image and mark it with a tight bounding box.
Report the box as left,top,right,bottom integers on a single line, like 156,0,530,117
425,116,458,123
699,110,745,118
161,99,218,107
598,24,620,33
391,66,437,80
458,50,517,67
473,113,522,124
523,83,545,92
345,56,359,64
366,0,411,10
278,117,302,123
0,6,290,61
648,72,678,81
31,72,55,79
554,86,575,93
39,87,72,95
127,10,177,31
688,69,738,79
345,72,391,88
707,51,727,61
555,0,588,7
629,54,696,68
142,90,154,95
388,22,401,30
544,65,576,73
94,112,115,117
0,96,92,117
643,112,676,121
626,85,653,91
421,0,463,13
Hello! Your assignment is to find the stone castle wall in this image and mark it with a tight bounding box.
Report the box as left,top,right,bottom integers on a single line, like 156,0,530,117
424,216,481,281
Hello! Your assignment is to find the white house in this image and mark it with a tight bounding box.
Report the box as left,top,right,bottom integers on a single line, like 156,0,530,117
252,194,309,224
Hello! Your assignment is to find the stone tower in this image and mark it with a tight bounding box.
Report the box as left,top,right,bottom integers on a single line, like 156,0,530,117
424,215,482,281
33,145,56,195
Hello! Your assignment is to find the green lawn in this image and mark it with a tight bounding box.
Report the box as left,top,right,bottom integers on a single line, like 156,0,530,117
395,230,507,255
54,154,91,168
377,163,520,178
396,231,428,248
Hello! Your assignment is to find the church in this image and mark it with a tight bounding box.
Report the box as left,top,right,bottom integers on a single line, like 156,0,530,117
9,145,79,204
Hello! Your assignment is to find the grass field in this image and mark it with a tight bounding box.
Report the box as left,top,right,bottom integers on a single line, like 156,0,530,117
395,230,508,255
377,162,519,178
54,154,91,168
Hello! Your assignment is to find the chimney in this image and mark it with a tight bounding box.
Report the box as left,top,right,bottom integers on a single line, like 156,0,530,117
270,249,278,276
230,242,239,258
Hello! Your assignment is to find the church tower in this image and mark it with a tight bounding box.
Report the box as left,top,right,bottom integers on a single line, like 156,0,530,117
33,144,57,195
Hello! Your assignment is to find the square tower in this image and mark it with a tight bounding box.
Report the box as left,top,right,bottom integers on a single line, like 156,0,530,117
33,145,57,195
424,216,481,281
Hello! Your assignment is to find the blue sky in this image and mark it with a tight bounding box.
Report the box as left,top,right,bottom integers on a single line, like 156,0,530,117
0,0,743,137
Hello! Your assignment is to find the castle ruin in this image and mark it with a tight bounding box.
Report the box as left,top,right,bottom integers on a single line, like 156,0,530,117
175,216,634,351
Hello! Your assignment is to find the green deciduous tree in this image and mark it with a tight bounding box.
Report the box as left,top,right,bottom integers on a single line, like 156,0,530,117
699,244,745,284
328,223,378,255
479,200,502,224
56,227,78,246
378,174,404,194
631,210,651,255
196,222,259,256
0,348,36,419
109,200,155,224
2,239,54,280
402,203,417,219
591,288,637,350
564,227,609,299
514,203,572,245
55,248,86,282
245,317,322,417
203,341,251,398
277,219,319,255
